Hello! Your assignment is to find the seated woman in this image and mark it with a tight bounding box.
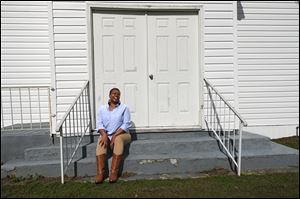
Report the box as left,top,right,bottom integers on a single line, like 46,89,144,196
95,88,132,184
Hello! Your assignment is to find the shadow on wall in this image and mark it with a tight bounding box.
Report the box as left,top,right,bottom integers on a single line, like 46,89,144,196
237,1,299,21
237,1,245,21
129,121,137,141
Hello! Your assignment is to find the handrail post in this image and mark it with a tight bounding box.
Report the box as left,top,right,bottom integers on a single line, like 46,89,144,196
48,87,53,136
59,127,64,184
237,122,243,176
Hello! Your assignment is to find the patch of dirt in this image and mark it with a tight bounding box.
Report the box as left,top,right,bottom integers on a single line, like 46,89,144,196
201,167,234,176
243,168,299,175
121,172,137,178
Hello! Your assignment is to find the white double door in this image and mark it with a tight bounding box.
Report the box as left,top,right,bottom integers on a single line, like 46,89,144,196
93,10,200,128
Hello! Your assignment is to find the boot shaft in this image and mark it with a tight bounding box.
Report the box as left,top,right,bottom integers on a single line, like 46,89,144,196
111,153,122,172
95,154,106,184
109,153,122,183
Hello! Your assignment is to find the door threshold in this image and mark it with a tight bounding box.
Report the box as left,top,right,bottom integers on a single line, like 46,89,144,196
91,126,204,135
130,126,203,133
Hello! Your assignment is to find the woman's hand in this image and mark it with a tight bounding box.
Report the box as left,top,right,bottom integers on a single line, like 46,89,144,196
98,133,108,149
110,134,117,149
110,129,126,149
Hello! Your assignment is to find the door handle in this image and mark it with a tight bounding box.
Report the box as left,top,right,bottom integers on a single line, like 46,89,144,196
149,74,154,80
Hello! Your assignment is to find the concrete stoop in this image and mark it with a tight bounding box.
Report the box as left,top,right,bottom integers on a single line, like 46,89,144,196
1,131,299,180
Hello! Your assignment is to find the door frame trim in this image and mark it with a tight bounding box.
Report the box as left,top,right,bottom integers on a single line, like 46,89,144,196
86,2,204,130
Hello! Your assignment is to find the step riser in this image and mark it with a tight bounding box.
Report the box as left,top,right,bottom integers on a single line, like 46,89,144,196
59,131,246,144
2,158,236,177
130,132,209,140
55,132,209,144
11,154,299,178
24,138,270,161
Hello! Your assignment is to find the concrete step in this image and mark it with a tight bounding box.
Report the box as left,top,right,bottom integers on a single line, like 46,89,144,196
2,130,298,179
2,141,298,179
130,131,208,140
1,129,51,162
24,132,271,161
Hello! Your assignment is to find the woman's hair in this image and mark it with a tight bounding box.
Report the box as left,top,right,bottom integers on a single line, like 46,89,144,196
109,88,120,95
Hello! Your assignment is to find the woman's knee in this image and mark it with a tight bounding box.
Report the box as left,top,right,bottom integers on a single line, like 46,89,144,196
114,134,130,150
96,144,107,156
115,134,131,145
114,136,124,144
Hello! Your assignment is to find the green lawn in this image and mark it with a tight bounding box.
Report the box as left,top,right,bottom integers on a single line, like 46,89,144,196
1,171,299,198
272,136,299,150
1,136,299,198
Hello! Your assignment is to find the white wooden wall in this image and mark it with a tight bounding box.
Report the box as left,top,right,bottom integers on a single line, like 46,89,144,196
2,1,299,137
1,1,51,86
1,1,51,128
237,1,299,127
201,1,238,127
51,1,88,121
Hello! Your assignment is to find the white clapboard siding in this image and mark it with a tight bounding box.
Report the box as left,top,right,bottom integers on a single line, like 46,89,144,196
2,1,299,134
2,67,50,73
2,49,50,55
56,66,88,73
205,63,234,71
52,1,88,121
0,2,50,82
239,81,299,87
205,41,234,49
1,1,50,87
54,42,87,50
1,1,52,129
237,1,299,126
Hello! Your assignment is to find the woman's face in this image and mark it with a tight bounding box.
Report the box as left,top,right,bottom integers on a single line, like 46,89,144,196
109,89,120,104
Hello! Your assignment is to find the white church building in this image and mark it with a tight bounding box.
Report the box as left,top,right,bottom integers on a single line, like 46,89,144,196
1,1,299,139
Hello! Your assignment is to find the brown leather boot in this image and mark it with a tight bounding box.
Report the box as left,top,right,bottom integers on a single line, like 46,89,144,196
95,154,106,184
109,153,122,183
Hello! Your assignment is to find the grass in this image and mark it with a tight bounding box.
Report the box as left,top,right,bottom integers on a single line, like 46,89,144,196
272,136,299,150
1,136,299,198
1,171,299,198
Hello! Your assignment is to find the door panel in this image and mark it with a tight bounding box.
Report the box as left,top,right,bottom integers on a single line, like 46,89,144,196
148,12,199,127
93,11,200,128
93,11,148,127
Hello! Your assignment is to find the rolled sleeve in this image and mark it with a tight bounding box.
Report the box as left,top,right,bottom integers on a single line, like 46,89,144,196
96,107,105,132
120,106,132,132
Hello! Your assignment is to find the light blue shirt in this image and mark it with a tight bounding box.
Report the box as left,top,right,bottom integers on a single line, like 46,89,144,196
96,103,132,140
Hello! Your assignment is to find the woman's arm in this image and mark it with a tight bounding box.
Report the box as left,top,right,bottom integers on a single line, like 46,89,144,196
119,106,132,132
96,107,105,131
110,106,132,148
96,107,109,148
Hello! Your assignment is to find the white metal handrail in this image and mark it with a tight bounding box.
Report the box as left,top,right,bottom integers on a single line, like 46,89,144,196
204,78,247,176
1,85,52,133
56,81,91,184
